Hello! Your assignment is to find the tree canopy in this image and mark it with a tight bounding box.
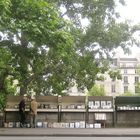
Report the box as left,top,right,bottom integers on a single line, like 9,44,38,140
0,0,139,99
51,0,138,90
0,0,76,95
88,84,106,96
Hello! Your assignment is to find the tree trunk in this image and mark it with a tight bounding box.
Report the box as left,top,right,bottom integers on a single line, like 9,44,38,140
20,85,27,95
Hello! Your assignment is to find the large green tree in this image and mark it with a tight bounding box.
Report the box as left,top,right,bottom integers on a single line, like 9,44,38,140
49,0,138,90
88,84,106,96
0,0,139,98
0,48,14,109
0,0,76,95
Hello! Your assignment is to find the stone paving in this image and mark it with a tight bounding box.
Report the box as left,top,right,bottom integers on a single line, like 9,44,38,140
0,128,140,137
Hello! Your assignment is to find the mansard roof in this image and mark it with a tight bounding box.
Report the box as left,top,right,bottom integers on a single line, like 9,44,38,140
119,58,137,61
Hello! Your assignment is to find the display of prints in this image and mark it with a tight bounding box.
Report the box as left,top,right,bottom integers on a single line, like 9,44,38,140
106,101,112,108
94,101,100,108
101,101,106,108
88,101,94,109
95,113,106,120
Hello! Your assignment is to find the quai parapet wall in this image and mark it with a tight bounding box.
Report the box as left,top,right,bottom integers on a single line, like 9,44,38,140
3,96,140,128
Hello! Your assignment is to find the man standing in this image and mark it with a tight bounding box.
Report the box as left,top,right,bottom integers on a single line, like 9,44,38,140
30,96,38,128
19,94,27,128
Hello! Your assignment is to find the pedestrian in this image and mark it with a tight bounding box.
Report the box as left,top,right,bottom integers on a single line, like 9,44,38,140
19,94,27,128
30,96,38,128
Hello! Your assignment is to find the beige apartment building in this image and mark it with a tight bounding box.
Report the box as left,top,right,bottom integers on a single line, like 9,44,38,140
68,56,140,96
96,57,140,96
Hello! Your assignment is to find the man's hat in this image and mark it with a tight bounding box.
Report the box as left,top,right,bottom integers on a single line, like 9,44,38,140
31,96,35,100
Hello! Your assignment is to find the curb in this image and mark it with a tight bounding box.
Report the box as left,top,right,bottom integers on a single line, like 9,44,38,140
1,134,140,137
1,133,140,137
1,128,140,137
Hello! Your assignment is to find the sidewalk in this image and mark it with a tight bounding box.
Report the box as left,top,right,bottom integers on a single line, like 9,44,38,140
0,128,140,137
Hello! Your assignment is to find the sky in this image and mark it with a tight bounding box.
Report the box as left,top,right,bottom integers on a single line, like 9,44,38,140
117,0,140,23
115,0,140,57
82,1,140,58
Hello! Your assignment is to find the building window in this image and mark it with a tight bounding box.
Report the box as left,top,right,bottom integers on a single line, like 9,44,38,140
124,69,127,74
112,78,115,82
124,86,128,93
135,69,138,74
112,59,117,66
135,86,140,93
135,76,139,83
121,63,126,67
123,76,128,83
111,85,116,93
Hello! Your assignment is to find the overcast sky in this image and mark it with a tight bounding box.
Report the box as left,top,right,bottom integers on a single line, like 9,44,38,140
117,0,140,24
82,1,140,57
115,0,140,57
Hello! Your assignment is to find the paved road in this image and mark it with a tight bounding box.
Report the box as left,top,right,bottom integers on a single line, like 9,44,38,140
1,128,140,137
0,137,140,140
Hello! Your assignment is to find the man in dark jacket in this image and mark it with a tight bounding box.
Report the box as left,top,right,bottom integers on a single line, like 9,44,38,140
19,95,27,127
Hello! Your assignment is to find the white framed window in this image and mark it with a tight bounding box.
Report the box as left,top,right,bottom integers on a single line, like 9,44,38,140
111,85,116,93
123,76,128,83
135,76,139,83
124,69,127,74
124,86,128,93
